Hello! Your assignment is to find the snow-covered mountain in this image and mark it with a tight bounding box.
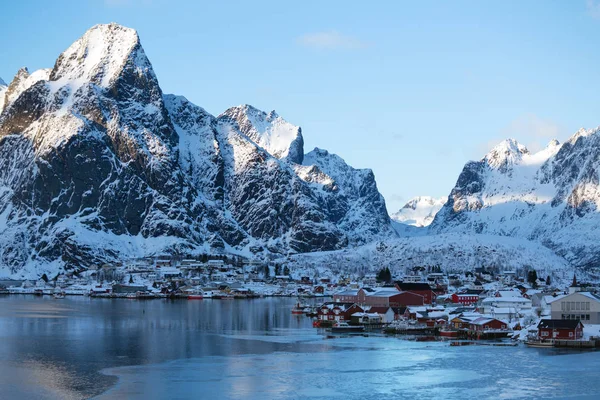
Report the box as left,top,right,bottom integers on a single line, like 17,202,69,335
391,196,446,227
430,132,600,269
0,23,394,278
0,78,7,113
286,233,575,283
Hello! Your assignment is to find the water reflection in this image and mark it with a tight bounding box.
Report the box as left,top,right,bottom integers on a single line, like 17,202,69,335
0,296,324,399
2,296,600,400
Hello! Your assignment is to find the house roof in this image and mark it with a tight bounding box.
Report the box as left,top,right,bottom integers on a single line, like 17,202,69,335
580,292,600,302
368,289,403,298
367,306,392,314
336,289,359,296
395,282,432,291
547,292,600,303
538,319,583,329
471,317,507,326
482,296,530,304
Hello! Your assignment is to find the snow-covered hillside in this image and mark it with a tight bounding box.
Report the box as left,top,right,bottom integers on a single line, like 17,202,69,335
286,233,575,283
391,196,446,227
0,23,395,278
430,131,600,270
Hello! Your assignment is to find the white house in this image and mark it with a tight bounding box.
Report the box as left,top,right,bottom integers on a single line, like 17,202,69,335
550,291,600,324
480,296,532,314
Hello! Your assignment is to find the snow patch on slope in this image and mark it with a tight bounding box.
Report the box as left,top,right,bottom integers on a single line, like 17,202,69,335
220,105,304,164
0,78,6,113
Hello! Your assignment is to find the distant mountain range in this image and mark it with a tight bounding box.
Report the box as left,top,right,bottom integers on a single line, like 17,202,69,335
390,196,446,227
2,23,600,279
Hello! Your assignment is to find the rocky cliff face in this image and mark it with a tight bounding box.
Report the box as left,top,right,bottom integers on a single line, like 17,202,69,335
430,131,600,269
0,23,394,277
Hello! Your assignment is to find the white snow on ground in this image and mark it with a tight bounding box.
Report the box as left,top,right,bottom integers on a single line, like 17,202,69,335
285,233,574,283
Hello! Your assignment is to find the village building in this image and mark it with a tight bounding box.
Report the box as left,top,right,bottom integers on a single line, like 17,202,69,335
537,319,584,340
365,289,425,307
112,284,148,294
401,274,423,283
468,317,509,332
549,291,600,323
486,307,521,322
451,293,479,305
364,306,396,323
480,295,532,314
317,302,364,322
394,282,436,304
333,289,360,303
350,312,383,325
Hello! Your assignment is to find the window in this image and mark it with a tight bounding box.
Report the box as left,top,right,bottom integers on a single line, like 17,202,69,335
542,331,549,337
566,302,570,312
569,332,573,337
576,302,581,311
586,302,590,311
562,302,565,311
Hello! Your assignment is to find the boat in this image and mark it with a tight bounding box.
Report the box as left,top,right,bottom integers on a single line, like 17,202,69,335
291,300,308,314
53,292,66,299
187,289,204,300
331,322,365,333
135,291,156,299
525,340,555,348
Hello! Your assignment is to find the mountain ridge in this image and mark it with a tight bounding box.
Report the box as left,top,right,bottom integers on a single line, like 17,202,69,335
0,23,395,278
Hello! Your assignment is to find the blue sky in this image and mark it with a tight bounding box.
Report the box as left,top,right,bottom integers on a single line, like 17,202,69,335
1,1,600,212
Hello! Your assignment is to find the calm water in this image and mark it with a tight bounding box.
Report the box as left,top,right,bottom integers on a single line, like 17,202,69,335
0,296,599,399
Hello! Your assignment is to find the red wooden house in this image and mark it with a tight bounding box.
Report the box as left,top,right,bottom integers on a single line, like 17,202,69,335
468,317,509,332
537,319,584,340
395,282,436,304
451,293,480,305
317,303,364,322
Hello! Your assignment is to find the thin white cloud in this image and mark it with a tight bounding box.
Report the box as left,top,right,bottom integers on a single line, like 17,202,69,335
297,31,368,50
476,113,567,157
586,0,600,19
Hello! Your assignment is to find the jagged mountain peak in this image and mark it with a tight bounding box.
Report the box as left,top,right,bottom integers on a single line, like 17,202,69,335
484,138,529,170
0,77,6,87
566,126,599,145
49,23,150,89
2,67,51,112
220,104,304,164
